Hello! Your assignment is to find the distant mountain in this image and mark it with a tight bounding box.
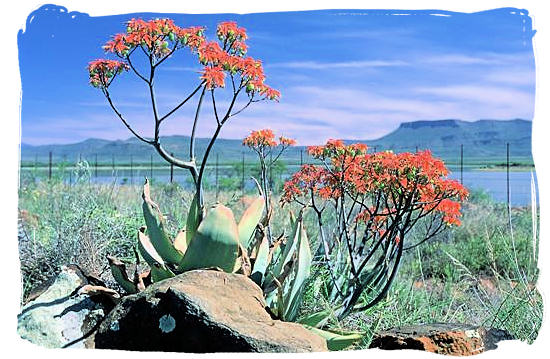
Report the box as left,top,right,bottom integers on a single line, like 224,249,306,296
20,119,532,165
20,135,306,165
359,119,532,162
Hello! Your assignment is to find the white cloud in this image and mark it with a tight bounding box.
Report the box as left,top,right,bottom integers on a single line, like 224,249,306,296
420,54,503,65
213,83,534,145
416,52,533,67
482,69,536,86
267,60,409,70
24,79,534,146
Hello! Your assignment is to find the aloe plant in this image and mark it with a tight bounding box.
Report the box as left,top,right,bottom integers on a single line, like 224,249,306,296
107,179,363,350
108,180,311,311
179,204,240,272
108,179,263,281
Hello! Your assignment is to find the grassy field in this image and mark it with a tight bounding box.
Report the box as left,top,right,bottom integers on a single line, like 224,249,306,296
17,176,542,346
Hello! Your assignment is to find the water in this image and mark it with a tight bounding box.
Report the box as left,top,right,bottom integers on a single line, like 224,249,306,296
447,169,537,207
20,166,538,207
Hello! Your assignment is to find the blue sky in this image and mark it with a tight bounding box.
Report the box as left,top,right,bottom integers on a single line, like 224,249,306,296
18,5,536,145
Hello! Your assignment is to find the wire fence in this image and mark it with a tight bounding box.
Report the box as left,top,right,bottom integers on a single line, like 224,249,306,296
19,143,536,207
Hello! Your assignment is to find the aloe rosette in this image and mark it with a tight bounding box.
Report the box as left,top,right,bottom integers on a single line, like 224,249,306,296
107,179,363,350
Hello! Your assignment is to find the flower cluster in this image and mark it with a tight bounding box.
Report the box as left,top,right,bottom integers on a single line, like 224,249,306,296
216,21,248,56
200,65,226,89
435,198,463,226
283,140,469,226
87,59,129,88
242,129,297,149
243,129,277,147
282,165,337,203
197,39,279,98
308,139,368,160
92,18,280,100
103,18,205,58
279,136,297,147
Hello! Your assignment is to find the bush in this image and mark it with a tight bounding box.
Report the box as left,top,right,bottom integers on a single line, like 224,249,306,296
401,190,537,281
18,180,143,297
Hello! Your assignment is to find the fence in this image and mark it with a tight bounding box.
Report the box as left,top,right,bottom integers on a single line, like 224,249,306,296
19,143,536,207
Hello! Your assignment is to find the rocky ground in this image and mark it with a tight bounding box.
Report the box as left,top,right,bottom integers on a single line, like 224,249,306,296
17,266,515,354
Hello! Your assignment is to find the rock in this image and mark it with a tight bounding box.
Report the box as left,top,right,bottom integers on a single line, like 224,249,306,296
369,323,514,356
17,265,117,348
94,270,327,352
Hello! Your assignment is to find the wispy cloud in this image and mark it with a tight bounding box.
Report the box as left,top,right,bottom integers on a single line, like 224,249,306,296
416,52,533,66
267,60,410,70
414,84,533,107
420,54,503,65
482,69,535,86
19,9,536,145
216,83,534,144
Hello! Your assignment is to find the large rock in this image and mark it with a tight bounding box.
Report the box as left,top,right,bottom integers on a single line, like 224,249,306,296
369,323,514,356
94,270,327,352
17,265,117,348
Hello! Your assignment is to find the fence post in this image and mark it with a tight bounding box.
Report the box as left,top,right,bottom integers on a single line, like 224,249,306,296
460,144,464,185
150,154,153,180
170,153,174,183
48,151,52,180
300,149,303,166
507,142,510,211
216,153,219,201
130,155,133,185
95,153,98,179
112,153,115,170
62,154,67,183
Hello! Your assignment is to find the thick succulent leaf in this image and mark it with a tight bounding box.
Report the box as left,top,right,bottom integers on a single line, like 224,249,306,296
173,229,188,254
142,180,183,265
150,263,176,282
272,211,301,279
283,218,312,321
261,236,285,291
137,228,175,282
264,257,294,312
107,256,138,294
137,227,165,267
186,193,200,244
268,235,284,266
264,258,295,295
250,236,269,286
237,196,265,250
289,210,296,230
303,326,364,351
297,309,333,328
179,204,240,273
